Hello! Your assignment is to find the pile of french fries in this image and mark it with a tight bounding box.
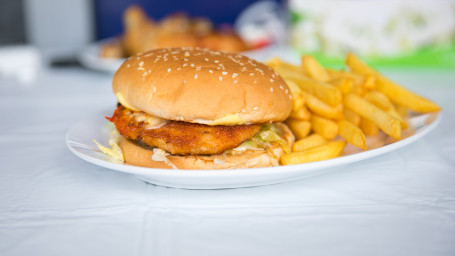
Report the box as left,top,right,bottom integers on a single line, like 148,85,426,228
266,53,441,166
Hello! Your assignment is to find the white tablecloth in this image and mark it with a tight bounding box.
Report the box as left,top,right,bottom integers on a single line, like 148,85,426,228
1,67,454,256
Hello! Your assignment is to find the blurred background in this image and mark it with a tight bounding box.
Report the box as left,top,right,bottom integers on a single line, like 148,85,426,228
1,0,455,82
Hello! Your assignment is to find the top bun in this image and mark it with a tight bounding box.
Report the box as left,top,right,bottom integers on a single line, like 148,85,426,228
112,47,292,125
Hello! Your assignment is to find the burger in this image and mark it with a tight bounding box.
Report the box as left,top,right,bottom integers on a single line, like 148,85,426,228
106,47,294,169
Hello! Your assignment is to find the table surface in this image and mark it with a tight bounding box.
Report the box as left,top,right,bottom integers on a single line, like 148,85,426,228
1,65,455,256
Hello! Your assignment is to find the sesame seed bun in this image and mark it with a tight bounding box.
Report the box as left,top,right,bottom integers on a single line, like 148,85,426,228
119,123,294,169
112,47,292,125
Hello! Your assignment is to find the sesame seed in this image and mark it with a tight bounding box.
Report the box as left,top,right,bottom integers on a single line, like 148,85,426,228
253,107,258,111
232,73,239,78
222,71,228,75
214,60,220,63
142,71,147,76
270,79,274,82
183,63,188,67
241,109,246,113
183,80,187,83
205,58,209,61
250,73,254,76
190,63,195,67
137,67,145,70
194,74,198,79
196,66,201,71
177,67,181,71
219,76,223,81
126,64,130,68
234,80,238,84
209,70,214,73
280,85,284,90
254,81,257,84
270,87,274,92
167,68,171,72
138,61,144,66
285,89,289,94
184,52,190,57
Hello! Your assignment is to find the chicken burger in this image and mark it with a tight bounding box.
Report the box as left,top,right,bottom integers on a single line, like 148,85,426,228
107,47,294,169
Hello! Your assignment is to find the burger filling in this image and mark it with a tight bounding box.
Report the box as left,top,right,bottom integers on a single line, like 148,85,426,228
107,105,263,155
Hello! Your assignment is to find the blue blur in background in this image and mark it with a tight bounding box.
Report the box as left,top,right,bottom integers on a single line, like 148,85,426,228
94,0,273,40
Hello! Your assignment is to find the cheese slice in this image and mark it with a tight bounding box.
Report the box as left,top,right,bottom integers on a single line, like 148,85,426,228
116,92,140,111
209,114,244,126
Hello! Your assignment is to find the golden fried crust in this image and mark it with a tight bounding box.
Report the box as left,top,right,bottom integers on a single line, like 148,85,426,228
109,105,262,155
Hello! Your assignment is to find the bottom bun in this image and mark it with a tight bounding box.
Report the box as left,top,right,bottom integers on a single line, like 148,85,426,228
119,123,294,170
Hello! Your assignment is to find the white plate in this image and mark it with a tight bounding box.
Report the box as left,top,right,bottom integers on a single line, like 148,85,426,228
66,112,441,189
78,39,125,73
77,38,279,73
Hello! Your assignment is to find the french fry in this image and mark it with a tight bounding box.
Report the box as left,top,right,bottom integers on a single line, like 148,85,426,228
387,106,408,130
278,68,342,107
338,120,367,149
359,118,379,136
343,109,361,126
330,77,353,94
292,133,327,152
363,75,376,90
285,78,303,94
327,69,373,87
311,115,339,140
346,53,441,113
352,84,367,96
301,55,330,81
365,91,408,129
364,91,393,110
292,95,305,113
344,93,401,139
289,106,311,120
266,57,305,75
281,140,347,165
284,79,305,112
302,91,344,120
285,119,311,140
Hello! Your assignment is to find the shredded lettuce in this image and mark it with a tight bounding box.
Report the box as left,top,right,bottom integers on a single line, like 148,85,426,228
254,124,291,153
93,124,124,162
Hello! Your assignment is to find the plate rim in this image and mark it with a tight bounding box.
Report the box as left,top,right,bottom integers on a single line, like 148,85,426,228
66,111,442,179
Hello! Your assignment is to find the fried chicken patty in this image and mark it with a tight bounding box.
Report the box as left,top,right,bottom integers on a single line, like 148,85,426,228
108,105,263,155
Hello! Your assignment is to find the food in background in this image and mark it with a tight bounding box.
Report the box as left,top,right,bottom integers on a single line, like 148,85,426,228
289,1,455,67
100,6,250,59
